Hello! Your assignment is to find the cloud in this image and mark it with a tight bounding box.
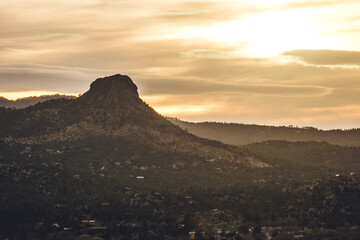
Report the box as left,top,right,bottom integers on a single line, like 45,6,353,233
0,63,116,92
284,49,360,66
140,77,332,97
181,47,251,59
284,0,340,9
0,0,360,129
145,88,360,130
0,62,332,98
154,1,260,26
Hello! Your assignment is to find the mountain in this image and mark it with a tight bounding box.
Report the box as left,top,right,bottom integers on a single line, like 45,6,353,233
0,95,76,109
0,74,267,169
1,74,359,239
168,118,360,147
0,96,11,106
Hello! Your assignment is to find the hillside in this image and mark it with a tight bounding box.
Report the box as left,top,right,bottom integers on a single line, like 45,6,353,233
243,140,360,172
0,95,76,109
0,74,266,169
168,118,360,147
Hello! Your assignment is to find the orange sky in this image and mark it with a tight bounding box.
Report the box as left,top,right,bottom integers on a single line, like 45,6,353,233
0,0,359,129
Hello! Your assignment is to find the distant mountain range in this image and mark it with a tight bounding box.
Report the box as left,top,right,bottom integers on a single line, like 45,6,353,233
168,118,360,147
0,95,76,109
3,91,358,147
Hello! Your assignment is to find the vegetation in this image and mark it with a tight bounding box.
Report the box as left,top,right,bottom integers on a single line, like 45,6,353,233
168,118,360,147
1,75,359,239
0,137,359,239
244,140,360,172
0,95,76,109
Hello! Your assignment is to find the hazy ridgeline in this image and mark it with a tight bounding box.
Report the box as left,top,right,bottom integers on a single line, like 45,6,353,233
168,118,360,147
0,95,76,109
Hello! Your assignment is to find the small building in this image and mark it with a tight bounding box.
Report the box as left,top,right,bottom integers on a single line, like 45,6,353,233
82,220,96,224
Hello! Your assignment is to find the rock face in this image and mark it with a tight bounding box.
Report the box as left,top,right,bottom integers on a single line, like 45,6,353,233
75,74,173,134
80,74,140,109
0,74,269,168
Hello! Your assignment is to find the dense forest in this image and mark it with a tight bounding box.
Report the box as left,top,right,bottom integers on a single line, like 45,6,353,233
0,137,359,239
244,140,360,171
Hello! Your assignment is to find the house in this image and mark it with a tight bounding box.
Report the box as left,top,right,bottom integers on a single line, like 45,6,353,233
81,219,107,232
82,220,96,224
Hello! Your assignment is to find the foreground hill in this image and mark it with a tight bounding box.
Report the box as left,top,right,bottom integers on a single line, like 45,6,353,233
0,95,76,109
168,118,360,147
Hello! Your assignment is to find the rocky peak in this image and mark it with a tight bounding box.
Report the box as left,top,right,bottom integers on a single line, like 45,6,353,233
79,74,141,108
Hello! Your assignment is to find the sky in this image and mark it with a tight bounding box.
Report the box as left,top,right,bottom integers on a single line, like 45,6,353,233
1,0,360,129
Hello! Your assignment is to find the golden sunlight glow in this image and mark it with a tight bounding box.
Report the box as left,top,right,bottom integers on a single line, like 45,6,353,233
251,0,304,6
0,91,78,100
157,2,355,59
192,11,349,57
142,95,221,117
153,104,220,117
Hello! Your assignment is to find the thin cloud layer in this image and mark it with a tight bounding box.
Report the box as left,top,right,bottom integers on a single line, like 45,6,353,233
0,64,116,92
284,50,360,66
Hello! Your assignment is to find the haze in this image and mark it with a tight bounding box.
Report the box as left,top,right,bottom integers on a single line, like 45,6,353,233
1,0,359,129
